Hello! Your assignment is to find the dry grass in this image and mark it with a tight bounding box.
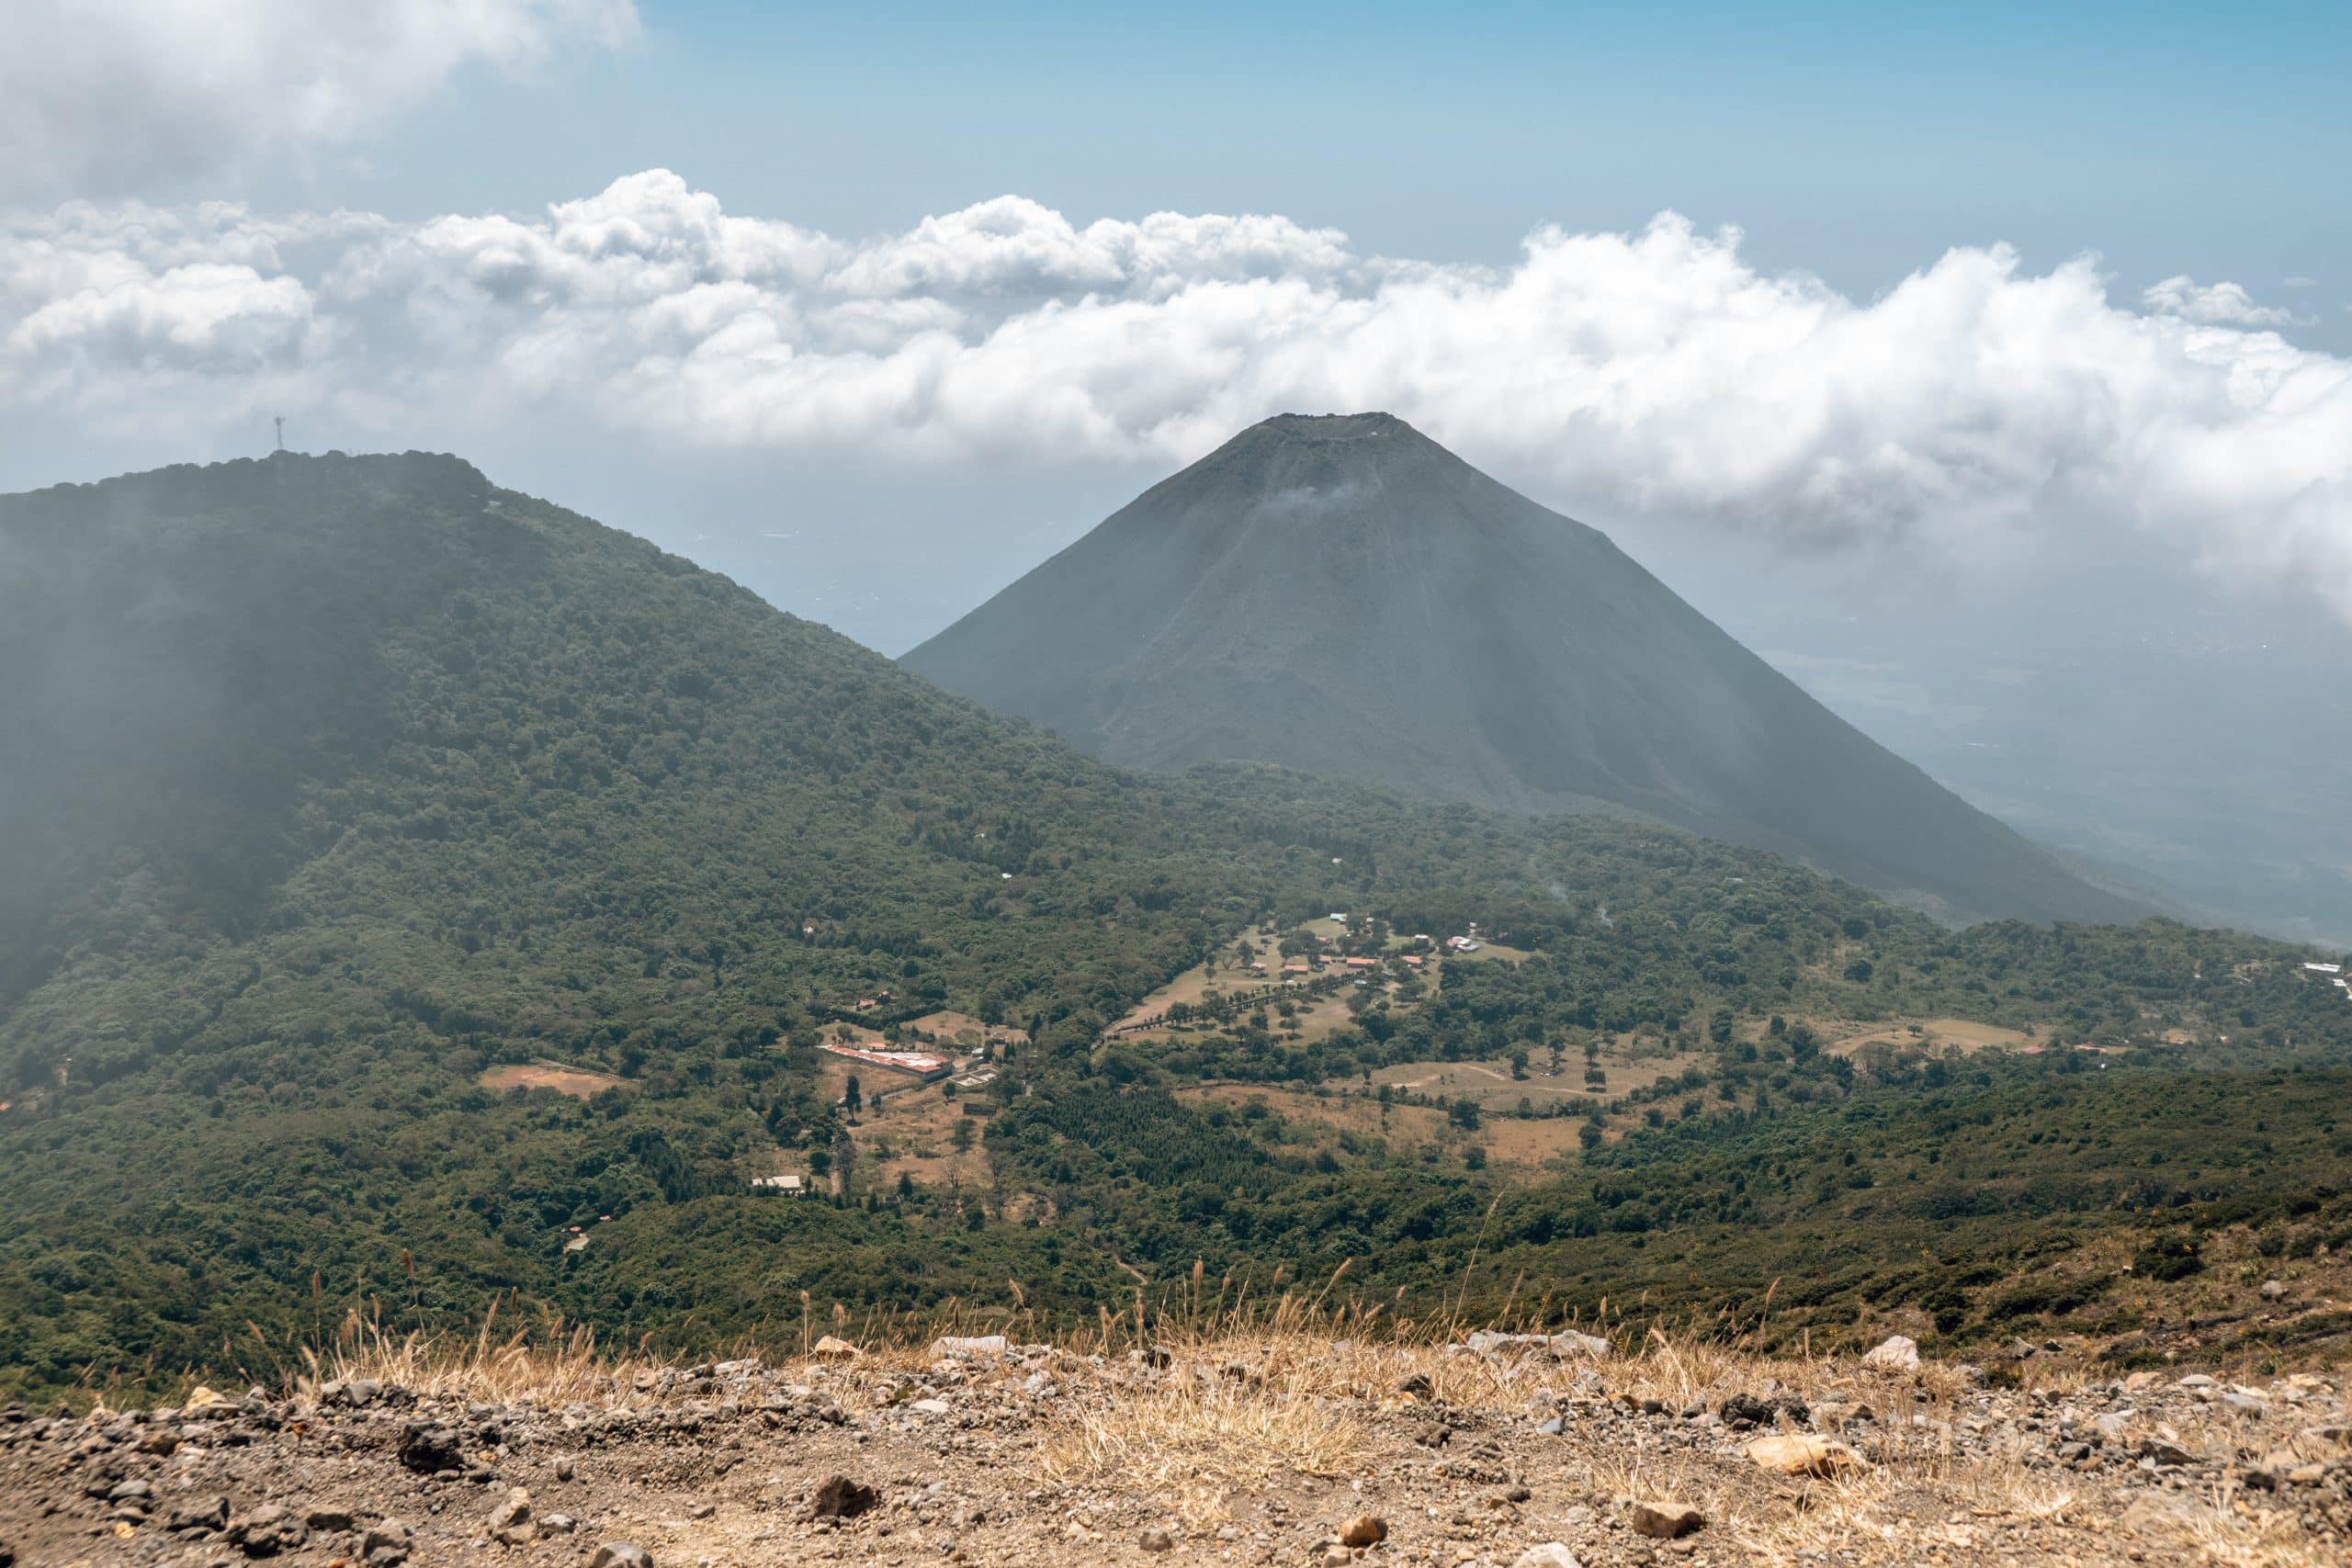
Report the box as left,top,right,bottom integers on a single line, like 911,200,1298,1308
1041,1376,1363,1529
295,1302,672,1407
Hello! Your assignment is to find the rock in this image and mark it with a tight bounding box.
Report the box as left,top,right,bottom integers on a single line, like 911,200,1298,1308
2260,1279,2288,1299
2290,1426,2350,1460
590,1546,655,1568
304,1505,356,1531
228,1502,309,1556
2141,1438,2194,1467
1396,1373,1434,1398
812,1474,880,1519
1719,1390,1808,1429
137,1427,180,1455
926,1335,1010,1359
812,1335,864,1359
1511,1547,1581,1568
1746,1433,1869,1478
2007,1337,2037,1360
542,1513,578,1534
362,1517,414,1566
910,1397,953,1416
1629,1501,1703,1540
2120,1491,2207,1539
553,1454,575,1482
1861,1335,1920,1372
1139,1525,1176,1551
1536,1416,1566,1436
168,1495,232,1533
1465,1329,1609,1358
1339,1515,1387,1547
1318,1548,1351,1568
183,1385,234,1411
490,1486,537,1545
397,1421,466,1474
1719,1393,1773,1427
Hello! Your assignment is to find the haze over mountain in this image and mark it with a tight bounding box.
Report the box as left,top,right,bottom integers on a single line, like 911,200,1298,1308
905,413,2141,926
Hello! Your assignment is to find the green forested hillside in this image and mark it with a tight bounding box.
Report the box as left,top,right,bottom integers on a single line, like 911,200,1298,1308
1,453,2344,1401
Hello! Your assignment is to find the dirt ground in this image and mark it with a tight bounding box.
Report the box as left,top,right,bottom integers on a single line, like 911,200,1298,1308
5,1330,2345,1567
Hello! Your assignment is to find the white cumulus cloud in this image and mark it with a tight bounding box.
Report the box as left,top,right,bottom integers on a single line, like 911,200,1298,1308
2143,275,2307,327
1,0,639,201
6,170,2352,622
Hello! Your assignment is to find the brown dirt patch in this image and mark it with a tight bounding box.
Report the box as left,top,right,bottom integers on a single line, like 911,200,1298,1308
480,1060,627,1099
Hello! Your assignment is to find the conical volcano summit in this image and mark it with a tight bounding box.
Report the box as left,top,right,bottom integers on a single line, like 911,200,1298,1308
904,412,2137,924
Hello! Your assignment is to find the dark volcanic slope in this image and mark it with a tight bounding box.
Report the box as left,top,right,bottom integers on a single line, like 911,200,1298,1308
905,412,2136,924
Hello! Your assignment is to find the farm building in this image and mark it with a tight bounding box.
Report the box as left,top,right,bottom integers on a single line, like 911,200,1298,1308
751,1174,806,1196
820,1043,952,1081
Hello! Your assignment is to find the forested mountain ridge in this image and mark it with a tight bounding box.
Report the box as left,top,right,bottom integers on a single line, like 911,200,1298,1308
904,413,2141,926
1,452,2344,1404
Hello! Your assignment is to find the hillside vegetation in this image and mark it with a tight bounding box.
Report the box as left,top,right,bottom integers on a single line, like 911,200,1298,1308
0,452,2346,1405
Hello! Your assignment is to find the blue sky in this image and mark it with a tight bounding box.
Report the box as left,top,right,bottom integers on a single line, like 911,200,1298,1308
268,1,2352,344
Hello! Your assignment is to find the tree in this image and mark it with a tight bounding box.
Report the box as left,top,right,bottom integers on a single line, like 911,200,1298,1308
843,1074,863,1113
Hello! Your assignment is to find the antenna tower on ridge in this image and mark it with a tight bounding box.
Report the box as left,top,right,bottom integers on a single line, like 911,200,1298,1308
274,416,285,452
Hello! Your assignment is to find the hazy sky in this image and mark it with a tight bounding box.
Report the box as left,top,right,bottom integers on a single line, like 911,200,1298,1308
6,0,2352,936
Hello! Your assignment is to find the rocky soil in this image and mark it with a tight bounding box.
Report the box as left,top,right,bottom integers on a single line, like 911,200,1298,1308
1,1333,2345,1567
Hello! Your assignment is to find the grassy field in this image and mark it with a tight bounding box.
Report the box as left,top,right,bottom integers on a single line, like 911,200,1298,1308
1825,1016,2037,1056
480,1060,628,1098
1176,1080,1589,1171
906,1010,1026,1049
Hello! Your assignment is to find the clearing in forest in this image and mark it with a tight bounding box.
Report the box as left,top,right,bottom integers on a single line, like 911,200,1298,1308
1826,1016,2036,1056
480,1060,628,1098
